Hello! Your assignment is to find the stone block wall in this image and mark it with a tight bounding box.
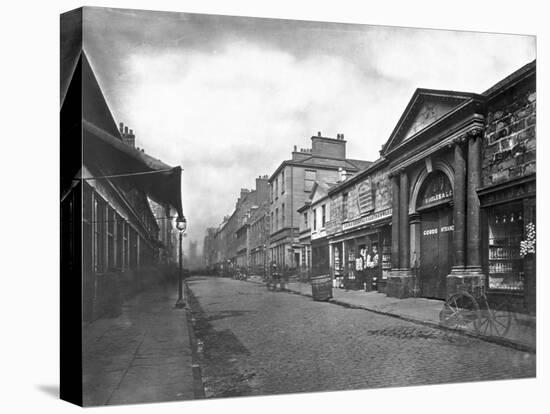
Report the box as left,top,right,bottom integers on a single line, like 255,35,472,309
325,167,392,236
482,81,536,187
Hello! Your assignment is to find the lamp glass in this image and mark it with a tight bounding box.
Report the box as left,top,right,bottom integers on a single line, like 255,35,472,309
176,217,187,232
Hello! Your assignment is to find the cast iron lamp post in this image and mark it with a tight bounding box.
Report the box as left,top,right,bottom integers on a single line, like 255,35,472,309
175,215,187,308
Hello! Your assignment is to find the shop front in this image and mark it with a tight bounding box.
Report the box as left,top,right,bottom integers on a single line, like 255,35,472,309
329,210,392,292
478,175,536,314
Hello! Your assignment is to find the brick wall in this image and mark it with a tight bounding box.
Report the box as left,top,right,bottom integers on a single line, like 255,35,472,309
482,81,536,186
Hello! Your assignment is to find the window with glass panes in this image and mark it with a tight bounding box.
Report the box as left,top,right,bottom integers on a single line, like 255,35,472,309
304,170,316,192
93,197,105,272
486,201,526,291
107,207,115,269
116,215,123,269
313,208,317,231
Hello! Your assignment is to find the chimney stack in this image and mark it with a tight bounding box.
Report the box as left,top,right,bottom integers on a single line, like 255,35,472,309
311,131,346,159
119,121,136,148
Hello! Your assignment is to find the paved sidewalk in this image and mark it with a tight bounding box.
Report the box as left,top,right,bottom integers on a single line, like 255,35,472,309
82,282,199,406
247,276,535,352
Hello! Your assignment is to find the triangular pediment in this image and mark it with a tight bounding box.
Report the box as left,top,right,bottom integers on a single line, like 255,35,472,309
382,89,476,155
310,181,333,205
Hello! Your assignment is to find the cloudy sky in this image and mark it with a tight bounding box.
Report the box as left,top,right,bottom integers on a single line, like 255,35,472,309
83,7,535,252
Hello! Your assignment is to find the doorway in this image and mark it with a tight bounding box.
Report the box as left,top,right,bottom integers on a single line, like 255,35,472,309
419,207,453,299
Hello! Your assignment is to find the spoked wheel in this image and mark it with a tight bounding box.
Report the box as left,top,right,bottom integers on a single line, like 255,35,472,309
439,292,480,330
474,299,512,337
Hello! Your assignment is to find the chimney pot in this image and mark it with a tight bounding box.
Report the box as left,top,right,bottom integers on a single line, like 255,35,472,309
294,145,297,152
130,129,133,136
341,133,344,139
124,126,129,134
317,131,322,137
119,122,124,133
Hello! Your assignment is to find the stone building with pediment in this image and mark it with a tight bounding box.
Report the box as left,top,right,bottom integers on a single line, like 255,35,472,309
319,60,535,314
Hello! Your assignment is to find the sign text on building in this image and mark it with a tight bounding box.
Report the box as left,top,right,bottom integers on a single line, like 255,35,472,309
342,208,392,231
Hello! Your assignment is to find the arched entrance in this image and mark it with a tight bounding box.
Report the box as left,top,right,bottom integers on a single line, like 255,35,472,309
417,171,454,299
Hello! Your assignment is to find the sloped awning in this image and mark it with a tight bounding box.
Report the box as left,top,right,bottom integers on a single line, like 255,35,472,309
83,119,183,218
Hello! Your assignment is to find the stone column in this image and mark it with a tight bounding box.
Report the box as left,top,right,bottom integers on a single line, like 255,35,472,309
452,139,466,269
466,129,483,270
399,171,410,269
391,174,400,269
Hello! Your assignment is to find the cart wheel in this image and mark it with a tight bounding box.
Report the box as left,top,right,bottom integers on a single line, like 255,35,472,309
439,292,480,330
474,299,512,337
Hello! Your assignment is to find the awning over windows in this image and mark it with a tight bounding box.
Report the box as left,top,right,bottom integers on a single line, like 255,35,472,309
83,119,184,219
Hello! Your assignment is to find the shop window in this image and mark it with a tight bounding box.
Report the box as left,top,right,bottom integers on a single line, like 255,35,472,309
487,201,525,291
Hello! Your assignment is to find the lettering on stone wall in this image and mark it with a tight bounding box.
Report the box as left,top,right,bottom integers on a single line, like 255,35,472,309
418,171,453,208
342,208,392,231
422,225,454,237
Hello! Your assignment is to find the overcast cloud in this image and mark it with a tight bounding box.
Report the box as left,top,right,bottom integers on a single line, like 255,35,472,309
83,7,535,252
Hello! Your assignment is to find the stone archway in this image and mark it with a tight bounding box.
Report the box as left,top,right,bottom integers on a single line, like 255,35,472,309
410,166,455,299
409,160,454,215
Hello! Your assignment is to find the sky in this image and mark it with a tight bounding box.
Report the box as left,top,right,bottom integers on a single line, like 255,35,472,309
82,7,535,253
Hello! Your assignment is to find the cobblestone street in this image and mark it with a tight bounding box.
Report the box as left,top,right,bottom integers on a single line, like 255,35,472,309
186,276,535,399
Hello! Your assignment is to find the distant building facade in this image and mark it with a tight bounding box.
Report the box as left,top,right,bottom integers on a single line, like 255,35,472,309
211,176,270,275
268,133,371,273
202,227,217,270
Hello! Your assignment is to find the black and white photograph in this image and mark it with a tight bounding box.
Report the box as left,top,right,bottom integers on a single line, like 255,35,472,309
6,1,547,412
58,4,540,407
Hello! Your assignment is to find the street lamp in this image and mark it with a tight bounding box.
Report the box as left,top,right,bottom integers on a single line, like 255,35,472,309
175,215,187,308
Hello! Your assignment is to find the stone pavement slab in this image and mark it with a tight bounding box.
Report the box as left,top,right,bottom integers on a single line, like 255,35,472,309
82,282,199,406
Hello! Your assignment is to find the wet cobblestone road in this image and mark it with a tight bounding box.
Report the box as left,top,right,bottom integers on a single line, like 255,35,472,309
186,277,535,398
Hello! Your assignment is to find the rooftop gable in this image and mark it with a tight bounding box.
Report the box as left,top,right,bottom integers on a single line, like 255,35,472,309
381,88,477,155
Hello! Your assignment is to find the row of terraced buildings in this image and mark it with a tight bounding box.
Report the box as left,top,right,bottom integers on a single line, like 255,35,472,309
204,60,536,314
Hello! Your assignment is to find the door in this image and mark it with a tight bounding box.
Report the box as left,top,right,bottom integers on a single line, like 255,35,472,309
420,207,453,299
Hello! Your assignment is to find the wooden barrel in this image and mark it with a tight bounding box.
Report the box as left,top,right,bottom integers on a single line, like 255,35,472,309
311,274,333,301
